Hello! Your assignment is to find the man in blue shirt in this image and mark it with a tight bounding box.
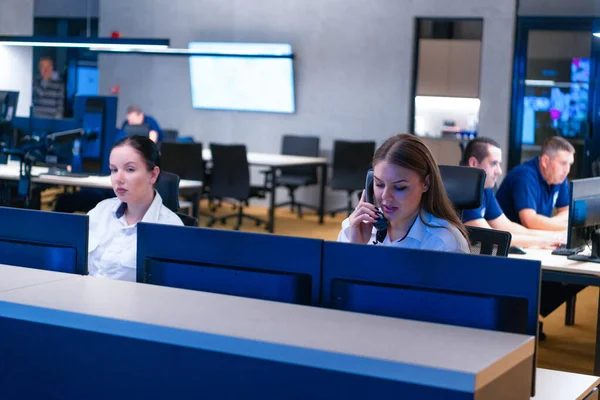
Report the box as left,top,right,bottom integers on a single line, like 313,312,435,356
117,105,163,143
496,136,573,231
461,137,564,248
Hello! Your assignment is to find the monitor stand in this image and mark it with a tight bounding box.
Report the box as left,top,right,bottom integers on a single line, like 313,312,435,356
567,230,600,264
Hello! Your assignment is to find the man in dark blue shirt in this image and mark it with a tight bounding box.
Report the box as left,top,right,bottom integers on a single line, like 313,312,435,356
496,136,573,231
116,105,163,143
461,137,564,248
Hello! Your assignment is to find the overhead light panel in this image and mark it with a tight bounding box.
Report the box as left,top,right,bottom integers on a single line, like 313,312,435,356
594,32,600,38
0,36,169,51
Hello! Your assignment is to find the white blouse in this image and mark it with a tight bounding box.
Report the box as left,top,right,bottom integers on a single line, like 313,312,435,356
87,191,183,281
337,210,470,253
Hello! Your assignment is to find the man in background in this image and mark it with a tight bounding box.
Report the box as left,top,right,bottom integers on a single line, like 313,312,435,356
117,105,163,143
32,56,64,119
496,136,573,231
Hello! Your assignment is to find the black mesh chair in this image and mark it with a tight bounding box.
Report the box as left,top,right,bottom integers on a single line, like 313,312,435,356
207,144,268,230
439,165,512,257
266,134,320,218
160,142,215,224
329,140,376,217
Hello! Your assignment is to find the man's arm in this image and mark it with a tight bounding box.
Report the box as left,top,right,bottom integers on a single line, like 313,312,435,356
518,208,568,231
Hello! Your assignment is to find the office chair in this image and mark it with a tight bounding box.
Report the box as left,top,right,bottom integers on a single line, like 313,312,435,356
207,144,268,231
265,134,320,218
154,171,181,213
328,140,376,217
439,165,512,257
160,142,215,225
466,226,512,257
176,212,199,227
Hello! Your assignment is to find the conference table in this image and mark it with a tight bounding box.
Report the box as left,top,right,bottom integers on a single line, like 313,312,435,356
1,149,329,233
201,149,329,232
533,368,599,399
510,248,600,376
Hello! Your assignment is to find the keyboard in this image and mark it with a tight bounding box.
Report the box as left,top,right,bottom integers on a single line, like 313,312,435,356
42,169,90,178
551,245,581,256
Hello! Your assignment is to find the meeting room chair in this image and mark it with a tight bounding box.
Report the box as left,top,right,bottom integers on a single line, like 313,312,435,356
328,140,376,217
207,143,268,230
160,142,215,224
265,134,320,218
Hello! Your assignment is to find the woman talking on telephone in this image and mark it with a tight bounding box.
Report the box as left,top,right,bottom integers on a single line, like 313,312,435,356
337,134,470,253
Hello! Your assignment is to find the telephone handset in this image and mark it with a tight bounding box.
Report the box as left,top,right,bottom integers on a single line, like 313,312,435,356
365,169,388,243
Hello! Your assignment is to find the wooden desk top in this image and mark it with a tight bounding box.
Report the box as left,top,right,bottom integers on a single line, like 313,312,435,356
0,267,534,393
533,368,600,400
202,148,328,167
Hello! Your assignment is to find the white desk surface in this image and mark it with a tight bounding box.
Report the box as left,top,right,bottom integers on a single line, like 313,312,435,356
0,162,202,190
510,248,600,278
533,368,600,400
202,148,328,167
0,268,534,393
0,264,80,293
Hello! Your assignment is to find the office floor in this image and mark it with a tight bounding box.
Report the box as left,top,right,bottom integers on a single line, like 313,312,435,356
42,190,600,375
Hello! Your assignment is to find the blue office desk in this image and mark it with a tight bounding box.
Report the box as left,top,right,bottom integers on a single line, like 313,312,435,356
0,266,534,399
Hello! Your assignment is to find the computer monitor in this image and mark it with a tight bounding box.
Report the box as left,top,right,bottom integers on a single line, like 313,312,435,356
321,242,541,396
0,207,88,274
566,177,600,263
136,223,322,305
124,123,150,138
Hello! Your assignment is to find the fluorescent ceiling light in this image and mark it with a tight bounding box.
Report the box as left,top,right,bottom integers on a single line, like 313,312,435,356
594,32,600,38
0,36,169,50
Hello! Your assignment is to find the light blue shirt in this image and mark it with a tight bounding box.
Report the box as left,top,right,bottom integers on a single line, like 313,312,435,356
337,210,470,253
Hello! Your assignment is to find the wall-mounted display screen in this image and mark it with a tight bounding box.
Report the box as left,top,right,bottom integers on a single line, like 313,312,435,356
188,42,295,114
522,58,589,144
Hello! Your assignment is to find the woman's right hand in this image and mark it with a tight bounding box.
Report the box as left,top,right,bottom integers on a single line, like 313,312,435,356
347,191,381,244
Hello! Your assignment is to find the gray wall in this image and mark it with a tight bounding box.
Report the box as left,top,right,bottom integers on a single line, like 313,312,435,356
98,0,517,207
519,0,600,16
34,0,99,18
0,0,34,116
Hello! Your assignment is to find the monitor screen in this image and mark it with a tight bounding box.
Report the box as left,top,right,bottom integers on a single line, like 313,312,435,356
188,42,295,114
567,177,600,254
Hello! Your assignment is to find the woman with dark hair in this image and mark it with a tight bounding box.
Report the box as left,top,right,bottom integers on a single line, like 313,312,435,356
87,135,183,281
337,134,470,252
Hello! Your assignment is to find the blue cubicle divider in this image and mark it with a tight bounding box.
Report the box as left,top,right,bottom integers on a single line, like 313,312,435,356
321,241,542,338
0,207,88,275
136,223,323,306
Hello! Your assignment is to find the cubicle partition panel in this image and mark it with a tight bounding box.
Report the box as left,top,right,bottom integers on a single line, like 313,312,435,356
321,242,541,336
136,223,323,305
0,207,88,274
321,242,542,396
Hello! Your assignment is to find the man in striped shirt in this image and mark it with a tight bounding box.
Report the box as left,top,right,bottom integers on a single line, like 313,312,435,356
32,56,64,118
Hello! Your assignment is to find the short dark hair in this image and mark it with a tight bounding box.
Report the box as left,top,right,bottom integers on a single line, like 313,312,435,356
39,56,54,64
460,137,500,166
126,104,143,115
541,136,575,157
112,135,160,171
